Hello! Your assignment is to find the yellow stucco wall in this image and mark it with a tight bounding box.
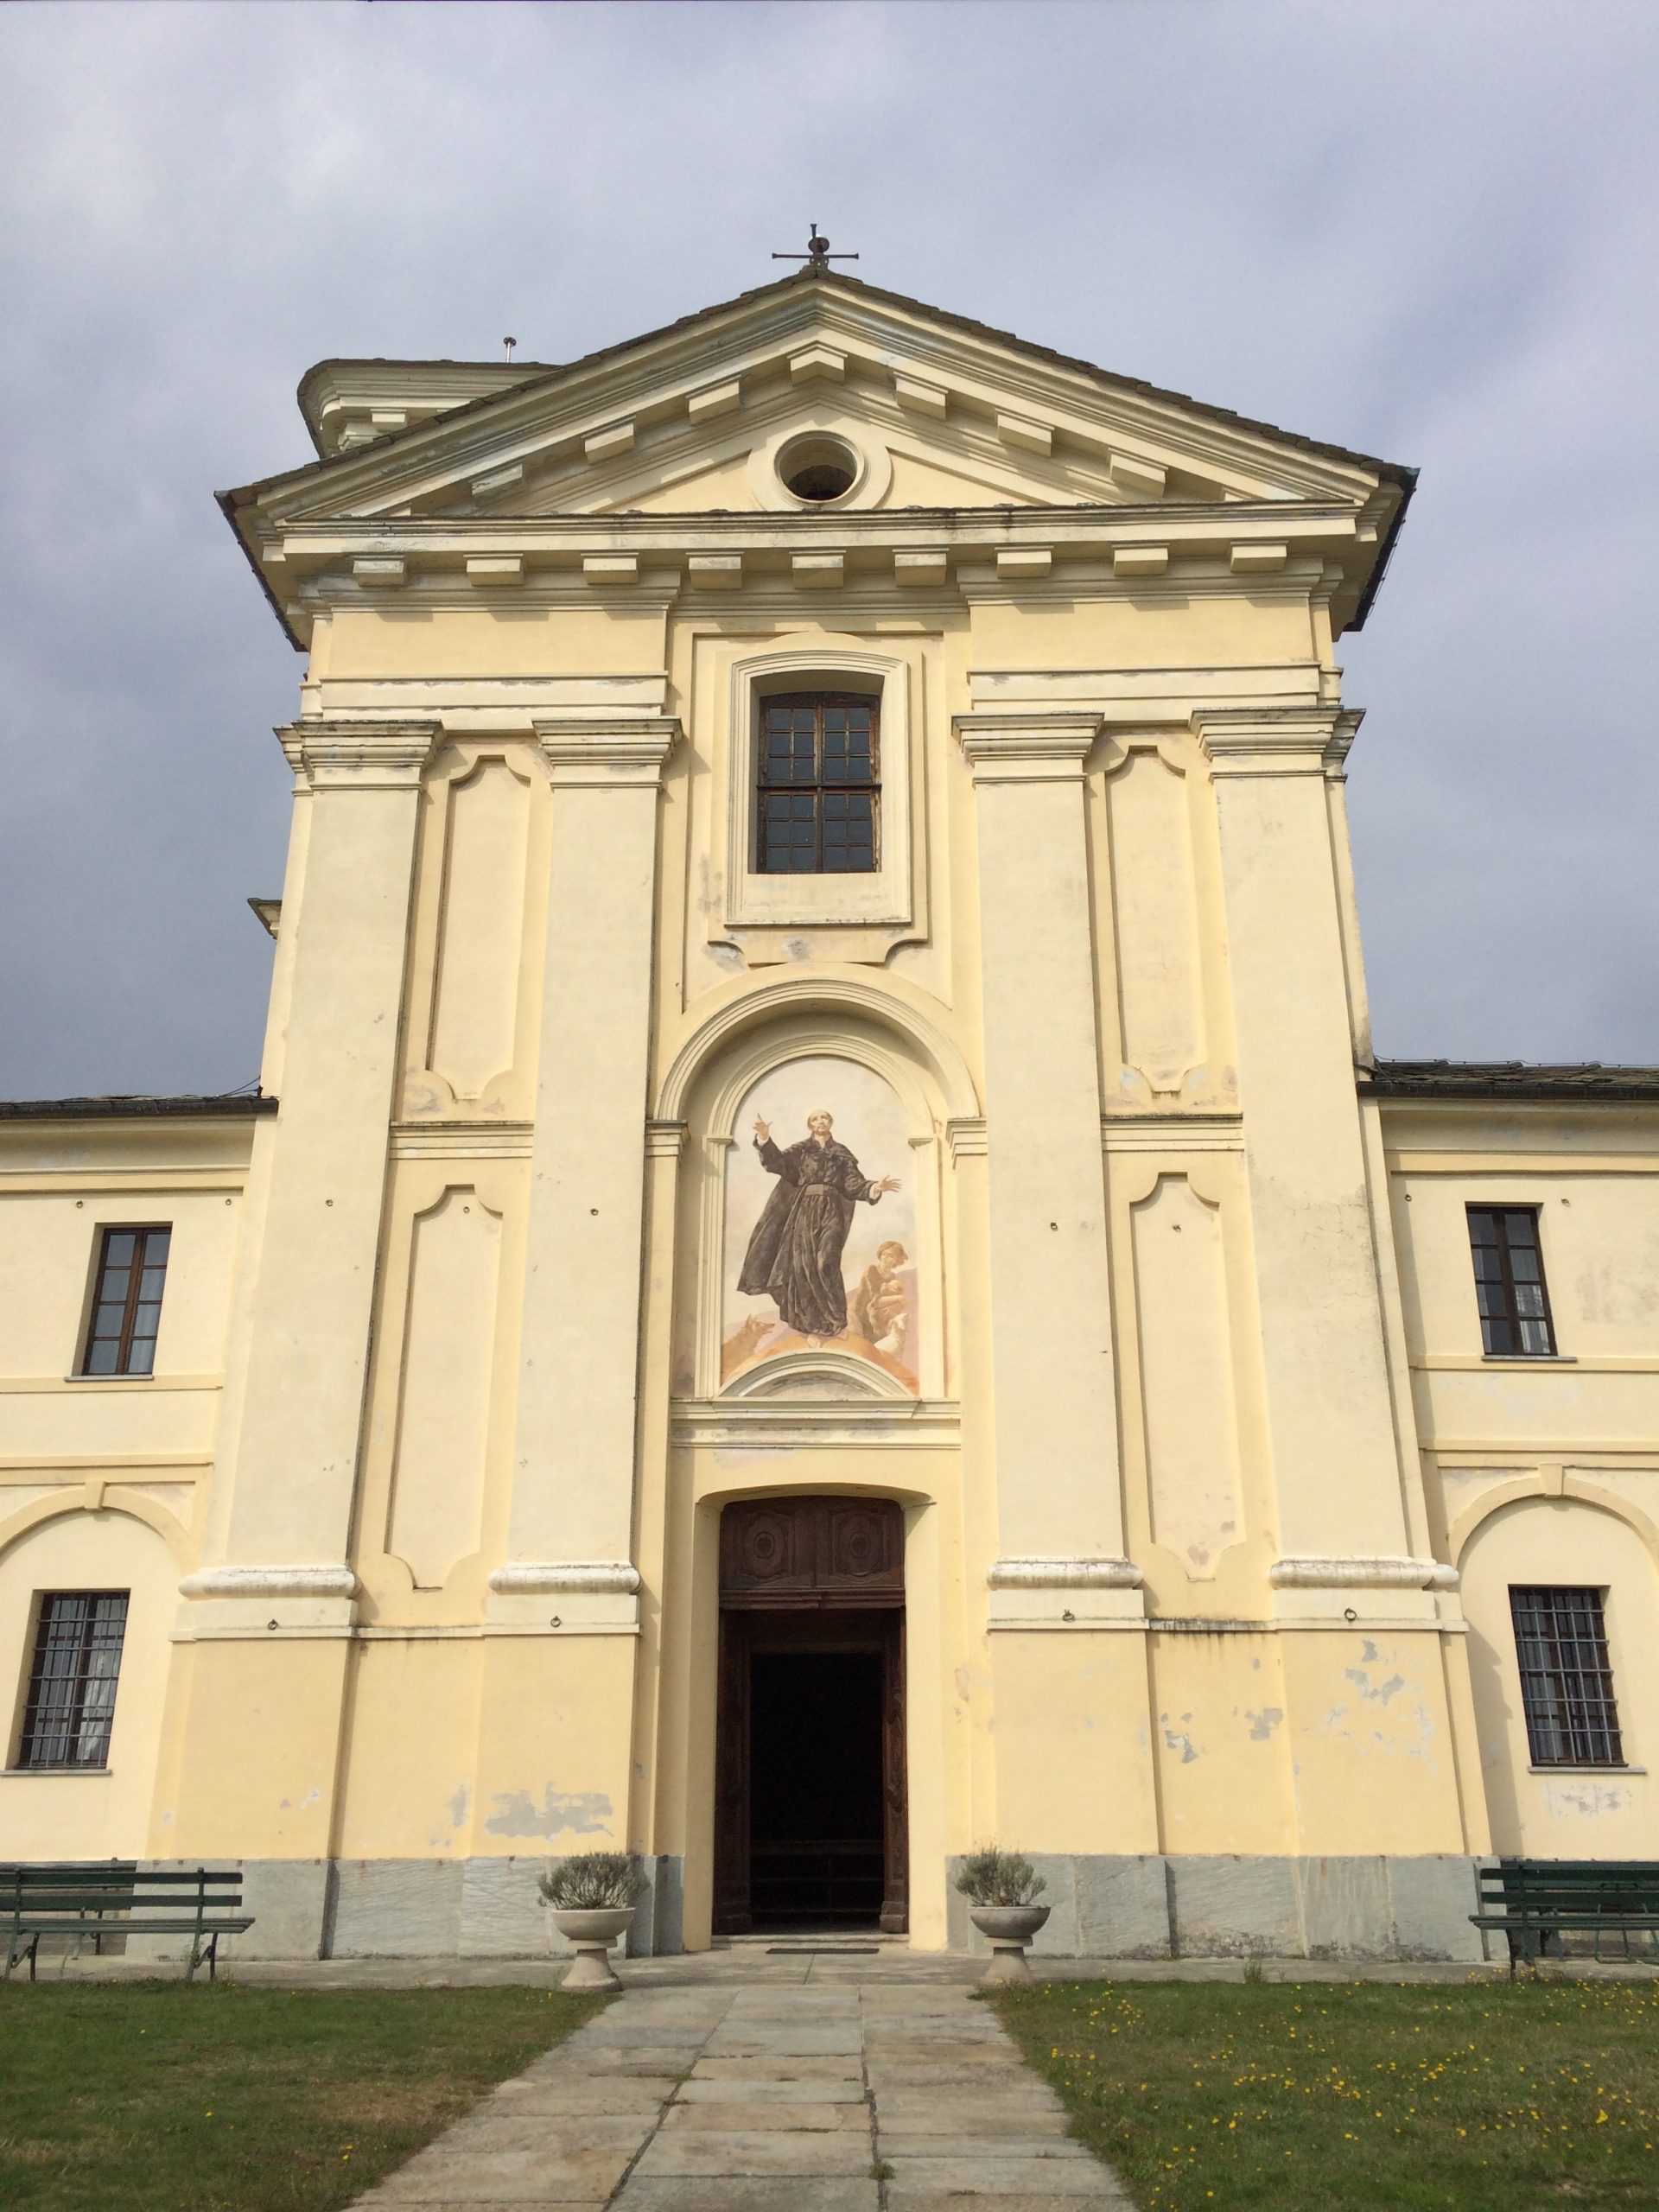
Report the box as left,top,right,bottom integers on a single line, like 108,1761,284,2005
3,277,1655,1950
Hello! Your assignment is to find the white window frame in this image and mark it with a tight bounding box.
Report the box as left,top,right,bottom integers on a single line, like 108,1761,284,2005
724,645,913,929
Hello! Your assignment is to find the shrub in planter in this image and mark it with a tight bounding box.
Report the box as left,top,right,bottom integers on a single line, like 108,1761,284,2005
538,1853,649,1991
954,1847,1046,1909
954,1847,1050,1981
538,1853,650,1911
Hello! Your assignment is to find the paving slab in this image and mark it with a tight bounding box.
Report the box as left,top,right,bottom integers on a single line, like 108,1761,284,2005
690,2053,862,2080
884,2158,1121,2196
887,2199,1130,2212
634,2128,874,2177
353,1968,1129,2211
662,2101,868,2132
677,2075,864,2103
611,2184,880,2212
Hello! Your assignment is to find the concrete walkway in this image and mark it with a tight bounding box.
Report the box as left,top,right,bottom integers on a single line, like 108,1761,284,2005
351,1975,1131,2210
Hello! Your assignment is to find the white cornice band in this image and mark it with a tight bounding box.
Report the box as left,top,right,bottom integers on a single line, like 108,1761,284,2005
1268,1555,1459,1591
487,1561,642,1597
988,1556,1144,1591
179,1565,359,1600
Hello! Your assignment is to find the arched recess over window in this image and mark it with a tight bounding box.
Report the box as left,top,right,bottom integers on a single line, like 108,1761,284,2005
721,641,915,933
669,995,959,1402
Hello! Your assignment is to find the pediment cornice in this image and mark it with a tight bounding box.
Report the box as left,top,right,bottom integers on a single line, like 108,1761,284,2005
224,269,1413,645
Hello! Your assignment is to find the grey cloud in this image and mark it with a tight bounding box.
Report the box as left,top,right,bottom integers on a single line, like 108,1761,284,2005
2,0,1654,1093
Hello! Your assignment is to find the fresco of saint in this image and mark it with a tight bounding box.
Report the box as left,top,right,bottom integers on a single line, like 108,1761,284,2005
736,1109,900,1338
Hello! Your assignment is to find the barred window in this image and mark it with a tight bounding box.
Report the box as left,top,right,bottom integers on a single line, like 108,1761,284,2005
1467,1206,1555,1357
15,1592,130,1770
1510,1586,1623,1767
756,693,879,874
80,1225,171,1376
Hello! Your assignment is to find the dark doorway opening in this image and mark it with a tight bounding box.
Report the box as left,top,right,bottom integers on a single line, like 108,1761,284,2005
714,1496,906,1936
749,1643,885,1929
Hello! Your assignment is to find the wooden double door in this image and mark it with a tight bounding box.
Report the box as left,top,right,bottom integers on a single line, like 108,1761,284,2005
714,1496,907,1936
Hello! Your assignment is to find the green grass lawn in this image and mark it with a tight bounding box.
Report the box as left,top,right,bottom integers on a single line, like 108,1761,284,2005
992,1975,1659,2212
0,1980,604,2211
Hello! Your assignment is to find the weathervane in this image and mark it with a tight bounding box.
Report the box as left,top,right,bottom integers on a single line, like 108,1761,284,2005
773,223,858,273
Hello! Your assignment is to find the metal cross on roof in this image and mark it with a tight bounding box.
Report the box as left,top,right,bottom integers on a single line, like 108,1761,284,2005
772,224,858,273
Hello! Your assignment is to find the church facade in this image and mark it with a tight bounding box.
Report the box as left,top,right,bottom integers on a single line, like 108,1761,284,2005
3,266,1656,1961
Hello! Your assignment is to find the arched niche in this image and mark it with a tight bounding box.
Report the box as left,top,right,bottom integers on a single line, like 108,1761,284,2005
673,1000,953,1402
1458,1490,1659,1857
0,1497,184,1859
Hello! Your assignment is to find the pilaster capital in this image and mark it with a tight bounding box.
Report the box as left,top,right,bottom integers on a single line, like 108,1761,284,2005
532,715,681,788
953,710,1102,785
1190,704,1360,779
276,718,441,791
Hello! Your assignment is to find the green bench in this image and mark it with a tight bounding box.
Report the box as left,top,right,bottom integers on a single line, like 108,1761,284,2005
1471,1859,1659,1973
3,1862,252,1983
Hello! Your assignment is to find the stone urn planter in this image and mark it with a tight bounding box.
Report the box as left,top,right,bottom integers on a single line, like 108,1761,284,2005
538,1853,648,1993
969,1903,1052,1981
549,1904,635,1993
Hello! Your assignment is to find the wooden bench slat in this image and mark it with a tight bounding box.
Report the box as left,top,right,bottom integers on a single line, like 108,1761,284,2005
4,1858,253,1984
1470,1858,1659,1973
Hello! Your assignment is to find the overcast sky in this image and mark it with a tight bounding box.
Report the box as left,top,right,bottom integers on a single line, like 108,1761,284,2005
2,0,1655,1098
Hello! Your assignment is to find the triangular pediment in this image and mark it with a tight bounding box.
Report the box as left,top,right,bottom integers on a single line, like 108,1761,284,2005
232,270,1409,528
224,269,1413,640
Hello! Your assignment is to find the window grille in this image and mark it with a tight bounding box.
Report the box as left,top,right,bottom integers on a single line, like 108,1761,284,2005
1510,1586,1623,1766
756,693,879,874
1467,1207,1555,1357
16,1592,130,1769
80,1224,171,1376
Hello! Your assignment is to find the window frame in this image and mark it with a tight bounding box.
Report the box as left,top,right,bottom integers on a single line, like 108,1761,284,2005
1508,1584,1624,1768
79,1223,171,1377
1466,1204,1556,1358
721,643,916,934
14,1590,130,1771
754,690,881,877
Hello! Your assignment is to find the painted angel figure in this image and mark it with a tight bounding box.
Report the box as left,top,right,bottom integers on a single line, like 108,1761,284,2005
737,1109,900,1338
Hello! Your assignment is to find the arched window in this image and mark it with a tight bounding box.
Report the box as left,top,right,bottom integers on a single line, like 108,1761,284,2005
756,692,879,874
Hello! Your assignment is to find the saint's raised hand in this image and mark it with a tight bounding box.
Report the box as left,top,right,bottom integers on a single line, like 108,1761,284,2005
753,1116,771,1142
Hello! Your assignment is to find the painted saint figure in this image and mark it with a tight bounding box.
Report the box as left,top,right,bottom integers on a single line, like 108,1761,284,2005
737,1109,900,1338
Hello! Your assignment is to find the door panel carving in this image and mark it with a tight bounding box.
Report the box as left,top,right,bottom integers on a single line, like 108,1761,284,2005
721,1495,903,1607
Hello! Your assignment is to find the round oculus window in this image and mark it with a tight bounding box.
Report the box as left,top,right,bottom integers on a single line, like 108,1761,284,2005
778,432,860,504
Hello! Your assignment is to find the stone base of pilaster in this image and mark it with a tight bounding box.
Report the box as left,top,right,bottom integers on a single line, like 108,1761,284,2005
123,1854,686,1962
944,1853,1490,1962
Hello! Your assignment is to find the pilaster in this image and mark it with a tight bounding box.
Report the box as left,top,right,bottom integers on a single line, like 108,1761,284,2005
1192,705,1414,1583
169,718,437,1865
493,717,680,1633
955,712,1139,1626
198,717,439,1605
